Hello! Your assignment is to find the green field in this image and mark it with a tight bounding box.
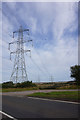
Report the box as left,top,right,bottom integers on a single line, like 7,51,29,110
28,91,80,102
0,89,2,92
2,87,38,92
1,81,80,92
2,85,79,92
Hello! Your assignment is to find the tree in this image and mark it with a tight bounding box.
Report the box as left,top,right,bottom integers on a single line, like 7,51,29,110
70,65,80,85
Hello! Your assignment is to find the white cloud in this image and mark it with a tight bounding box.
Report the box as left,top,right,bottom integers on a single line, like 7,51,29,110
2,0,79,2
52,2,78,40
5,2,17,10
29,17,37,34
1,2,78,82
23,34,78,82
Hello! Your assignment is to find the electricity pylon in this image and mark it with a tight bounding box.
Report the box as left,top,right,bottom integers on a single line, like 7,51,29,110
50,75,53,83
38,74,40,83
8,26,32,83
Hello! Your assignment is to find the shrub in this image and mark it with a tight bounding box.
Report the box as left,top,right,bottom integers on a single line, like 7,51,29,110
15,81,37,88
2,81,14,88
2,81,37,88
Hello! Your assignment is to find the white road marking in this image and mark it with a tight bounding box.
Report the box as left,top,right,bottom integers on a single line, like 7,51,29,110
0,111,17,119
28,97,80,104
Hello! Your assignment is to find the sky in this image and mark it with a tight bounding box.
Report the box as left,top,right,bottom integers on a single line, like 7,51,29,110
0,1,78,83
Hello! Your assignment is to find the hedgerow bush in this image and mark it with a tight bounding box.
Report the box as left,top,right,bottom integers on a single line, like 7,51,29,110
2,81,14,88
2,81,37,88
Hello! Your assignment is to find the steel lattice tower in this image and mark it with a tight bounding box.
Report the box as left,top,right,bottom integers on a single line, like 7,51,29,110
8,26,32,83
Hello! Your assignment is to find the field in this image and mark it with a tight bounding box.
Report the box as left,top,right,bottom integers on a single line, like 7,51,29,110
28,91,80,102
0,89,2,92
1,81,80,92
36,82,79,89
2,87,38,92
1,81,80,102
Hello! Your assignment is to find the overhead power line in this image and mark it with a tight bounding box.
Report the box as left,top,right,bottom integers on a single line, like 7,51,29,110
33,48,51,76
29,57,48,76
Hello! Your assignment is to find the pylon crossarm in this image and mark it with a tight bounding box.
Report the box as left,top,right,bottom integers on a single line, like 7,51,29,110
23,29,29,32
10,51,16,60
13,31,19,38
23,40,33,47
8,41,19,50
27,40,32,42
24,50,31,52
24,50,31,57
22,40,32,44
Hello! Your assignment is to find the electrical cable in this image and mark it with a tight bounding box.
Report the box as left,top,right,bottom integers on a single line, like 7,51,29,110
34,49,51,76
28,56,49,76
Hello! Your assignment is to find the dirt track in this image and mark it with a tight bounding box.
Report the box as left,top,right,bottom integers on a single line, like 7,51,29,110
2,89,79,96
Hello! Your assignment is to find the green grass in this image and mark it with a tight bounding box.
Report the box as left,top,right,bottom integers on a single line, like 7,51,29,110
2,84,80,93
0,89,2,92
2,87,38,92
28,91,80,102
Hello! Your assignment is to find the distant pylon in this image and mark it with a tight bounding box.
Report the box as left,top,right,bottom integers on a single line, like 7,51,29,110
8,26,33,83
51,75,53,83
38,74,40,83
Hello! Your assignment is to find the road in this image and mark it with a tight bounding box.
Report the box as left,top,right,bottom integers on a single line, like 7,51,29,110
2,89,79,97
2,95,79,119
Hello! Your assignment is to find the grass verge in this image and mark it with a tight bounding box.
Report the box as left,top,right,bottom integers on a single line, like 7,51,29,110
2,87,38,92
27,91,80,102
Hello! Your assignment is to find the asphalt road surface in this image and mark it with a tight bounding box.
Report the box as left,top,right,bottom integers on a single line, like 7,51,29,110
0,112,14,120
2,95,79,119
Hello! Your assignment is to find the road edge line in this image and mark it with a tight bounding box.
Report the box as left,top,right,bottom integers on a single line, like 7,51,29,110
0,110,16,119
28,97,80,104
